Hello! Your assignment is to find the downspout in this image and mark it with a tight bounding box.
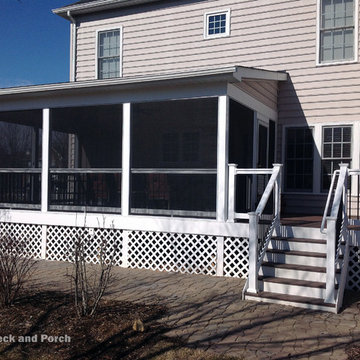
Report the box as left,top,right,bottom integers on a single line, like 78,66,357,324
67,11,77,82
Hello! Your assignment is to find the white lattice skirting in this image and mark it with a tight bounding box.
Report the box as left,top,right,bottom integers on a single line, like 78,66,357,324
2,221,360,290
0,222,249,278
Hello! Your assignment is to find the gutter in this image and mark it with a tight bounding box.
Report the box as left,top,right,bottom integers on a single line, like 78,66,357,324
67,11,77,82
53,0,163,19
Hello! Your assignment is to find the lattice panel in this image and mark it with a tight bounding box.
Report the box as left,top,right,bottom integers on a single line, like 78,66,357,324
223,237,249,278
0,222,42,259
46,226,123,266
347,246,360,291
128,231,217,275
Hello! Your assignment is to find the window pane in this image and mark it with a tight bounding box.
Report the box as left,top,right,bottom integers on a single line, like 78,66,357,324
285,127,314,191
98,29,120,79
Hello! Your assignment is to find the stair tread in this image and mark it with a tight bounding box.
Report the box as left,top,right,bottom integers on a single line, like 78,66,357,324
262,261,341,273
272,236,326,244
245,291,335,307
262,261,326,272
266,249,326,258
258,276,326,288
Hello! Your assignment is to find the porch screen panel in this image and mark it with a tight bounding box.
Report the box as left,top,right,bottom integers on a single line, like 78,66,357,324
131,98,218,218
0,110,42,207
49,105,122,212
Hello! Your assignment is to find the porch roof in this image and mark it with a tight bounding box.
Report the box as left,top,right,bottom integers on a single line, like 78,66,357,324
0,66,287,99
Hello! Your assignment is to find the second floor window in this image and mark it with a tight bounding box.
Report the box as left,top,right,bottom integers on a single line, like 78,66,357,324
98,29,121,79
204,10,230,39
319,0,355,63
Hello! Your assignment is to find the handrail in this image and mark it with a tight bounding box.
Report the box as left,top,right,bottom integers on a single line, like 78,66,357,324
255,165,281,217
241,164,282,296
324,164,348,306
320,170,340,233
0,168,41,173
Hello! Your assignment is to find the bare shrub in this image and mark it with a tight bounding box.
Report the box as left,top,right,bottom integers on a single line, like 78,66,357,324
0,234,38,306
70,231,118,318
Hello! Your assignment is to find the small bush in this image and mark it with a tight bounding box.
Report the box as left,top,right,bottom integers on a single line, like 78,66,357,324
0,234,38,306
70,231,118,318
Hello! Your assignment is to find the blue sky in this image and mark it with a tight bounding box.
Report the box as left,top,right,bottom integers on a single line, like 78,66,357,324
0,0,73,88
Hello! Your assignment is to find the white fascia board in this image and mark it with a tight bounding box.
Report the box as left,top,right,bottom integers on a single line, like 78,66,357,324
53,0,162,19
0,66,287,98
0,67,238,97
235,66,288,82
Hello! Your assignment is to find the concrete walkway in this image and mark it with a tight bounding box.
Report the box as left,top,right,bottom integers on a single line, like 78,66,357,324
32,260,360,360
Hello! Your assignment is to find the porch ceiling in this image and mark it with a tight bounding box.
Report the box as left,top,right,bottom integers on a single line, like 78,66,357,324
0,66,287,111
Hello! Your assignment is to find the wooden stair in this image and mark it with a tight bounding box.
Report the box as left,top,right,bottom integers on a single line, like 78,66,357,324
244,234,338,312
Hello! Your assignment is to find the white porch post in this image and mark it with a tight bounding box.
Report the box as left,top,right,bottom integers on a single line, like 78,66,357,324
41,108,50,213
41,108,50,260
248,212,259,293
228,163,237,222
216,95,229,222
121,103,131,268
121,103,131,216
325,217,336,303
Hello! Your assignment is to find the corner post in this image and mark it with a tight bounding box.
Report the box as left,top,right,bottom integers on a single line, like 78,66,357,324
248,212,259,293
273,163,283,235
216,95,229,222
228,164,237,222
325,217,336,304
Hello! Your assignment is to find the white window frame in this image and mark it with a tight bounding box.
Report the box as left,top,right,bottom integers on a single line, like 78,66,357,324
95,27,123,79
316,0,359,66
204,9,231,39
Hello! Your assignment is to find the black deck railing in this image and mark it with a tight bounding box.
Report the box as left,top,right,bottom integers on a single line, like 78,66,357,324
49,169,121,210
0,169,41,206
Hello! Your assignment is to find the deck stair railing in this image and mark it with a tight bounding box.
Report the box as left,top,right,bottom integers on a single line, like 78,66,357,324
228,164,282,295
321,164,350,310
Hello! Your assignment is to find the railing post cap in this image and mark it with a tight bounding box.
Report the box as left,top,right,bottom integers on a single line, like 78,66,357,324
339,163,349,168
272,163,283,168
229,163,238,167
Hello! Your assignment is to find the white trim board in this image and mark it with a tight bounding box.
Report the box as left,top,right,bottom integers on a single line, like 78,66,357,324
0,209,249,238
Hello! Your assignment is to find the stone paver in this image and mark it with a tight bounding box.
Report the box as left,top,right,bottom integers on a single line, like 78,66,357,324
31,260,360,359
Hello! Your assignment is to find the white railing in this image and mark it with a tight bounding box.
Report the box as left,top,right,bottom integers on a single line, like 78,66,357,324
322,164,350,310
227,164,282,296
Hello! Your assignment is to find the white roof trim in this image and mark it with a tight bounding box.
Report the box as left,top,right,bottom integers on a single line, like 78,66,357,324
53,0,162,18
0,66,287,97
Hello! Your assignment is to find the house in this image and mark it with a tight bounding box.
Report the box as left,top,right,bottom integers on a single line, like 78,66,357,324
0,0,359,312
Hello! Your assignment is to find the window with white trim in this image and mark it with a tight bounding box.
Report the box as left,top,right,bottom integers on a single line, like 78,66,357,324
319,0,355,63
97,29,121,79
321,126,352,190
204,10,230,39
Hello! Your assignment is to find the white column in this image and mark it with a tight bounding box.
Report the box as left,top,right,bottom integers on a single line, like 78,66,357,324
121,103,131,216
228,163,238,222
216,236,224,276
325,217,336,304
41,108,50,213
121,230,130,268
41,225,47,260
216,95,229,222
248,212,259,293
